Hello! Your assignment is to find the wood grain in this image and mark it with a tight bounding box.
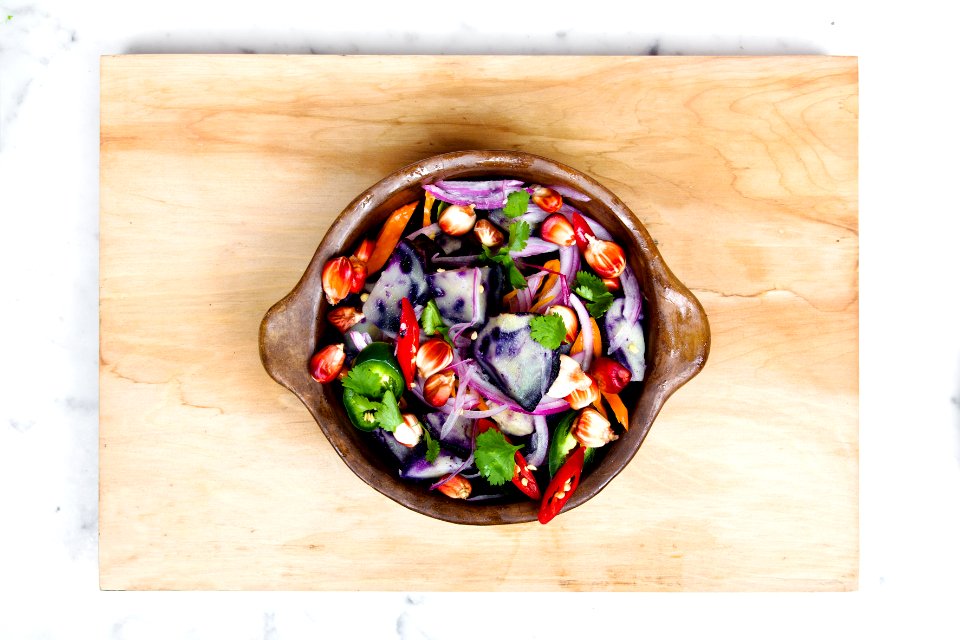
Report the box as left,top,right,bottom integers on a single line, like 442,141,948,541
100,55,858,590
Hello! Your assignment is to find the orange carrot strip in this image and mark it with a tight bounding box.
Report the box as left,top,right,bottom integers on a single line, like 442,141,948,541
529,259,561,312
570,328,585,355
366,201,418,274
570,317,601,358
591,395,608,420
422,193,435,229
602,391,629,431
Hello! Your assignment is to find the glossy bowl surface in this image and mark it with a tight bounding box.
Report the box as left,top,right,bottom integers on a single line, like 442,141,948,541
259,150,709,525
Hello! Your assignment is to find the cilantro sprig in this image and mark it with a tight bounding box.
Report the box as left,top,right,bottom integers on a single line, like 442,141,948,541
341,367,386,398
573,270,615,318
423,428,440,463
374,389,403,433
503,190,530,218
474,429,523,486
481,220,530,290
529,313,568,350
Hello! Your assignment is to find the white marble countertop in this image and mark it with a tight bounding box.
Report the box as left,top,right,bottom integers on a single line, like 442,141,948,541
2,0,959,637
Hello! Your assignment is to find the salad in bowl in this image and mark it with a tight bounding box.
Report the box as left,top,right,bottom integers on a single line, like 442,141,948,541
308,178,646,524
260,150,709,526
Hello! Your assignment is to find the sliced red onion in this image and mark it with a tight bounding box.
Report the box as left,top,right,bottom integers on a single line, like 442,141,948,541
435,179,525,194
425,180,524,209
525,415,549,468
568,294,594,372
531,397,572,415
410,384,478,415
431,253,480,267
608,265,642,353
447,358,475,374
463,365,517,408
347,330,371,352
463,363,572,416
522,203,551,223
557,245,579,306
515,271,546,312
620,265,642,322
407,223,440,240
547,184,589,201
440,367,474,439
449,321,475,348
461,404,509,419
488,205,550,228
511,237,560,258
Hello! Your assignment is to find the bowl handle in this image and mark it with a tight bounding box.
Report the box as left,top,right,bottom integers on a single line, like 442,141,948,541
648,271,711,405
259,259,324,392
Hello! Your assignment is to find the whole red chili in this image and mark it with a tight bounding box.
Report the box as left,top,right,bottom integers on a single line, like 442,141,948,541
395,297,419,389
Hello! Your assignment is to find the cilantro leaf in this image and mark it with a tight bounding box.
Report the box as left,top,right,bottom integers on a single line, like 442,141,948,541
423,428,439,463
574,270,615,317
375,389,404,432
504,259,527,290
474,429,523,486
341,367,384,397
503,190,530,218
529,313,567,350
505,220,530,254
477,221,531,292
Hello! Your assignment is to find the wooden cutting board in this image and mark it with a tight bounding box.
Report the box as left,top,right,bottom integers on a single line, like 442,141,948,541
100,55,858,591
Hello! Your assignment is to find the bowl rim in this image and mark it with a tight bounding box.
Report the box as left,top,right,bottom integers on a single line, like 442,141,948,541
259,149,710,525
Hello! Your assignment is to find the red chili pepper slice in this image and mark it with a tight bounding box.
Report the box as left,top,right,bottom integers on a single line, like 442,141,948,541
476,418,498,434
538,444,585,524
395,297,419,389
570,211,593,254
512,450,541,500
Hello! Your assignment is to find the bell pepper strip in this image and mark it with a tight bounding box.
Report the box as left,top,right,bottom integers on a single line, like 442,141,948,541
395,297,420,389
602,391,629,431
570,211,593,254
422,192,435,228
512,450,541,500
538,444,585,524
366,201,418,274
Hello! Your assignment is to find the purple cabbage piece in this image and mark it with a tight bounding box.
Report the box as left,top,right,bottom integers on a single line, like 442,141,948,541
427,266,490,325
472,313,561,412
423,412,472,455
401,449,465,480
372,427,419,472
362,240,429,337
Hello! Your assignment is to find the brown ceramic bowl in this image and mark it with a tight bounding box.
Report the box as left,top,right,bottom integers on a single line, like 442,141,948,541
259,150,709,525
